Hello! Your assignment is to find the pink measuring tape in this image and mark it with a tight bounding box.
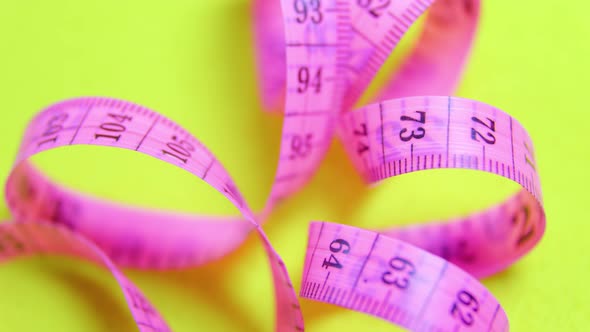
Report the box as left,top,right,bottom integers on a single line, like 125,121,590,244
1,0,544,331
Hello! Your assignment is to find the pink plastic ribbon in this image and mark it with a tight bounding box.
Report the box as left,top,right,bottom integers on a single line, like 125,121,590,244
1,0,544,331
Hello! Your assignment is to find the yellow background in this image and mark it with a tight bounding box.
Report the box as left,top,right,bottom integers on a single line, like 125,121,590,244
0,0,588,331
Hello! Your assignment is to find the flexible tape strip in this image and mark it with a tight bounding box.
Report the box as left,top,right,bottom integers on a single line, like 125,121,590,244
302,221,509,331
3,95,533,332
6,0,479,270
0,222,171,332
5,0,348,270
338,97,544,278
300,97,544,331
7,162,251,268
265,0,348,204
377,0,480,100
5,0,349,273
1,0,544,331
5,96,306,331
253,0,286,111
253,0,479,111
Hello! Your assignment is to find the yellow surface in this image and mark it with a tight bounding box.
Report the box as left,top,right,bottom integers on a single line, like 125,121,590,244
0,0,588,331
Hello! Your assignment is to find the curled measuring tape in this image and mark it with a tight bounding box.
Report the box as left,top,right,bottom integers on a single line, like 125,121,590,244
0,0,544,331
